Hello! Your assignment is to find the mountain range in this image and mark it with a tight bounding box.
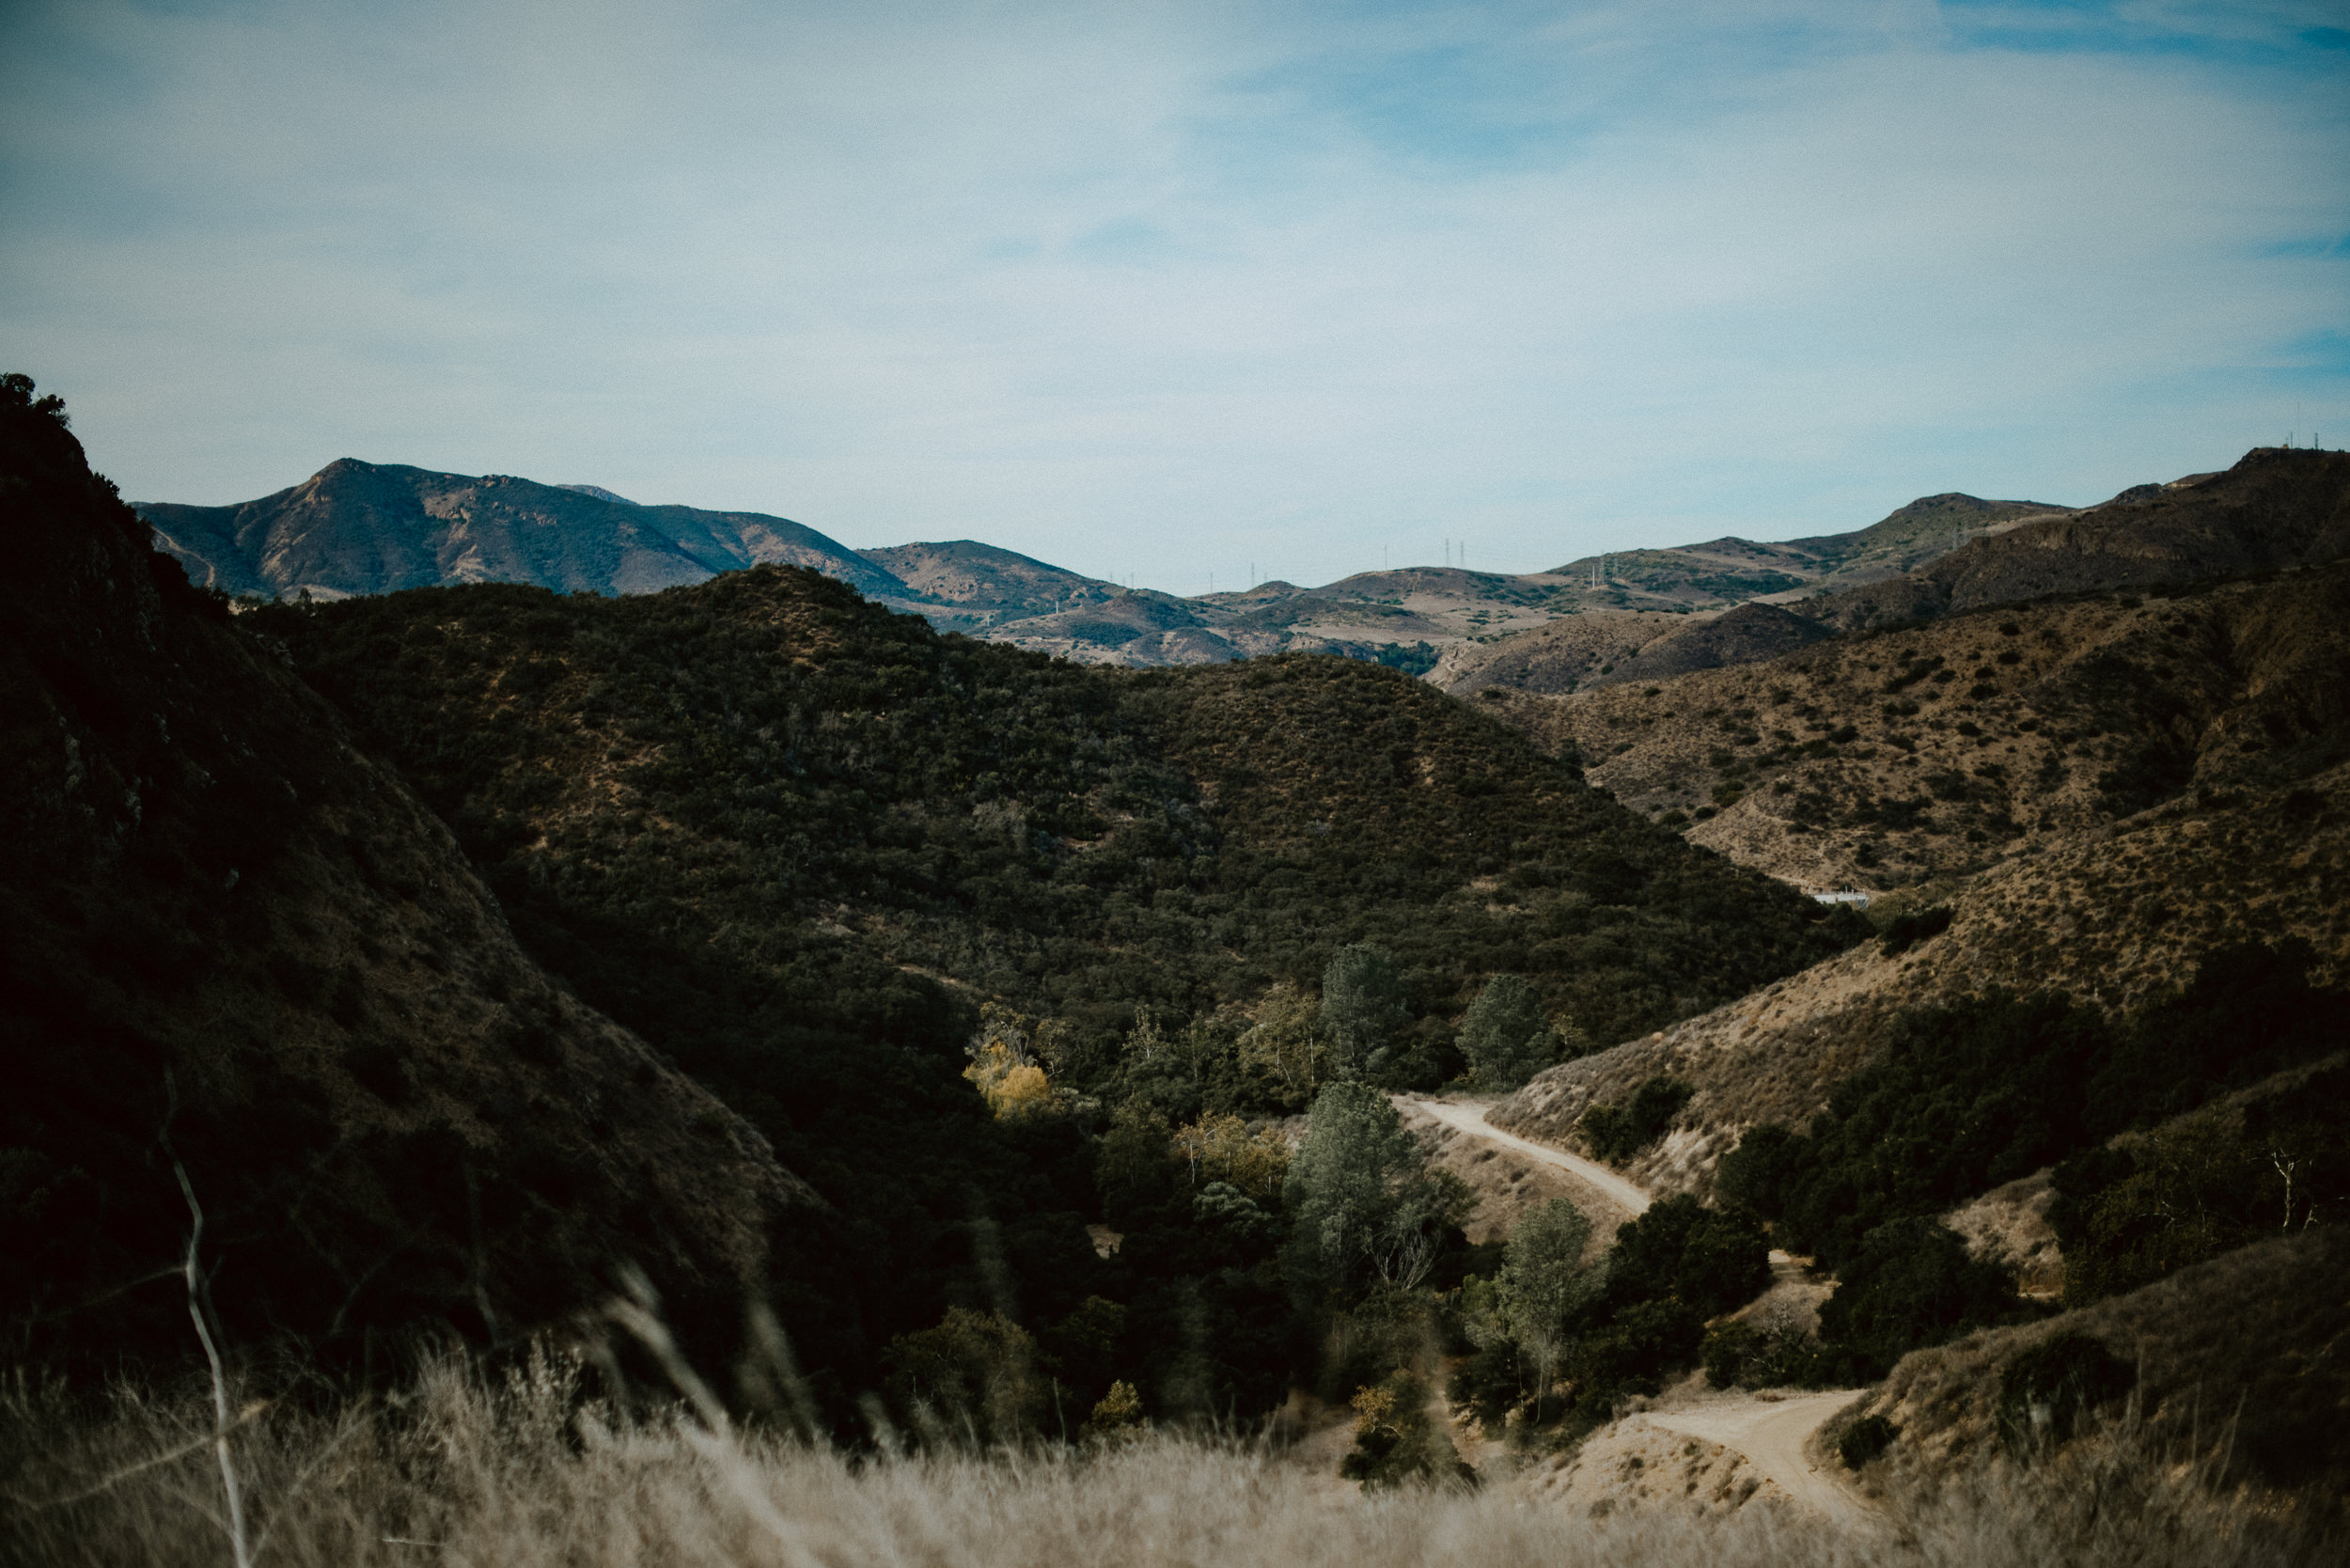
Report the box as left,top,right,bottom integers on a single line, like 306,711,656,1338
138,459,2095,667
16,367,2350,1523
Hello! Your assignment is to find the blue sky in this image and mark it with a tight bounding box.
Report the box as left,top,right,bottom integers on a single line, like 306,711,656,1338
3,0,2344,590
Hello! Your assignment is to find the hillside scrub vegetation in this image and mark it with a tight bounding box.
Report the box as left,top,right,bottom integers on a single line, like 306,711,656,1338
242,566,1862,1419
1482,539,2350,892
1709,942,2347,1376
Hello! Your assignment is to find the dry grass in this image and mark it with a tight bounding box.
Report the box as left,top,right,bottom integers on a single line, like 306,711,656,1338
2,1349,2331,1568
1485,757,2350,1203
1484,561,2350,893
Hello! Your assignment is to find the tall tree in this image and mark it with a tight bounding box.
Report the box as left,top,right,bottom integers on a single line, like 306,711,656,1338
1283,1082,1467,1299
1497,1199,1599,1418
1322,945,1406,1081
1459,974,1555,1090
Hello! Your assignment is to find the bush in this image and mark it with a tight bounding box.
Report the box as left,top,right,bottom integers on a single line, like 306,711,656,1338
1580,1076,1692,1163
1339,1370,1477,1489
1700,1320,1760,1388
1998,1333,2135,1452
1815,1218,2024,1379
1838,1414,1898,1468
1571,1297,1702,1401
1674,1207,1774,1318
1879,906,1951,957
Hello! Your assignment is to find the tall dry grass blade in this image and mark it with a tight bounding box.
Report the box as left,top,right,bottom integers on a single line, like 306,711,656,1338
171,1158,253,1568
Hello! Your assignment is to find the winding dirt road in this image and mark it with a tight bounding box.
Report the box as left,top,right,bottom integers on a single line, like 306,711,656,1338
1406,1096,1652,1216
1405,1096,1871,1522
1646,1391,1871,1524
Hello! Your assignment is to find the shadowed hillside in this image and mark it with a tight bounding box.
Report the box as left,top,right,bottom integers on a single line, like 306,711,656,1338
1482,560,2350,890
1803,447,2350,634
253,568,1863,1075
0,379,799,1375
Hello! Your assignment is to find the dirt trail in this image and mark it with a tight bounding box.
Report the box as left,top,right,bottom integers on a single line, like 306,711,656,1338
1402,1096,1872,1522
1645,1391,1871,1524
1402,1096,1652,1216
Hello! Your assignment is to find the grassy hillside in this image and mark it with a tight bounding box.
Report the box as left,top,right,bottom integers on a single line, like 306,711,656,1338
255,567,1857,1071
1485,561,2350,891
1486,751,2350,1204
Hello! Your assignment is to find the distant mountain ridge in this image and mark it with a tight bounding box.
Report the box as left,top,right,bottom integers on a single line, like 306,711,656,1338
145,457,2239,671
141,458,908,601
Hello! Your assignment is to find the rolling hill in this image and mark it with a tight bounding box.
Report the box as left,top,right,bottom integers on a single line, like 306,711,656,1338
0,382,799,1376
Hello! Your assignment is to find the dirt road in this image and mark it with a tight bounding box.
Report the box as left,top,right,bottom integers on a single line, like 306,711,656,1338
1403,1096,1871,1523
1404,1096,1652,1216
1646,1391,1871,1524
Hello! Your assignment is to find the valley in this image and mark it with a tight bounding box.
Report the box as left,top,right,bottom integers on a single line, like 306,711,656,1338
7,370,2347,1560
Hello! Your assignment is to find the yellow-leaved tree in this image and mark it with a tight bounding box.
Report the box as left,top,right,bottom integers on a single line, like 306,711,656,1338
963,1003,1072,1120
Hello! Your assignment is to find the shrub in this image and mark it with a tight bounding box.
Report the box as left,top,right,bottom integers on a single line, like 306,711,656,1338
1700,1320,1760,1388
1998,1333,2135,1452
1578,1077,1693,1164
1879,906,1951,956
1340,1370,1476,1489
1838,1414,1898,1469
1815,1219,2023,1379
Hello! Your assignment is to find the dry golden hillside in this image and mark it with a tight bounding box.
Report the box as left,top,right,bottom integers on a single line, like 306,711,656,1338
1483,758,2349,1201
1481,562,2350,892
1850,1223,2350,1509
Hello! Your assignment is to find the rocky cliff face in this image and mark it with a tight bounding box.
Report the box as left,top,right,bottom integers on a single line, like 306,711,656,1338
0,384,806,1374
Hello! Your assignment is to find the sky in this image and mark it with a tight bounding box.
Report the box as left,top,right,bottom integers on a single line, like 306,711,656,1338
3,0,2345,593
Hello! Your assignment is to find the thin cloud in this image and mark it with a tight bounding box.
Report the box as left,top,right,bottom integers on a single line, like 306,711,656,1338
1,0,2342,590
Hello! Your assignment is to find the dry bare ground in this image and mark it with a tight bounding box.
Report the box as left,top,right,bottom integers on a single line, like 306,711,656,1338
1396,1095,1648,1242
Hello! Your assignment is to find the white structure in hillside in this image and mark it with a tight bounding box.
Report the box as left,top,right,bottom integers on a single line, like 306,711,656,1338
1809,890,1871,909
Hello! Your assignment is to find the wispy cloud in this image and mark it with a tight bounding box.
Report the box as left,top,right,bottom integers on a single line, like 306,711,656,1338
3,0,2343,588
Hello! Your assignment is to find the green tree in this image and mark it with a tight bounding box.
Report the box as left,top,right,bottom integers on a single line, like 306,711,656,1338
1323,944,1406,1080
1459,974,1554,1090
1237,984,1327,1109
1283,1082,1468,1298
1816,1218,2020,1379
885,1307,1045,1446
1095,1103,1174,1224
1496,1199,1598,1416
1340,1370,1470,1488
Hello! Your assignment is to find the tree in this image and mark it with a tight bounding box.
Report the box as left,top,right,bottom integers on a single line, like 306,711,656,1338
1283,1082,1467,1299
1459,974,1554,1090
1095,1103,1175,1223
885,1307,1045,1446
1340,1370,1471,1488
964,1003,1070,1119
1816,1217,2019,1379
1322,945,1406,1080
1496,1198,1598,1416
1171,1113,1291,1200
1237,984,1327,1109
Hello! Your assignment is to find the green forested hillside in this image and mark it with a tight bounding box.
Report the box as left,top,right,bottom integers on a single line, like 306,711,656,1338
250,566,1860,1414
